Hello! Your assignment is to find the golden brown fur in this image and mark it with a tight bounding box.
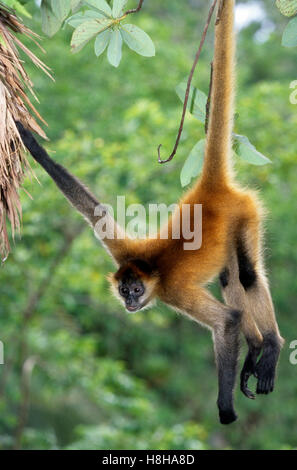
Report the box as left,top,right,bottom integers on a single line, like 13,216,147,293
108,0,283,421
18,0,283,425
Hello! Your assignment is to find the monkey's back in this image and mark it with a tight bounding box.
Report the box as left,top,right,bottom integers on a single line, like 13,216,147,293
154,180,264,293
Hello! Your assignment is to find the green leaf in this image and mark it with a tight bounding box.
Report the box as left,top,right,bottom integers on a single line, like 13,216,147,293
94,29,111,56
112,0,127,18
66,10,106,28
121,24,155,57
180,139,206,187
176,82,207,123
71,0,81,11
282,17,297,47
51,0,71,21
6,0,31,17
41,0,63,37
71,18,112,53
85,0,112,17
107,29,123,67
276,0,297,17
233,134,271,166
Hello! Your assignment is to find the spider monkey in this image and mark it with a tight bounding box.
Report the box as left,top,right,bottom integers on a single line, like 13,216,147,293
16,0,283,424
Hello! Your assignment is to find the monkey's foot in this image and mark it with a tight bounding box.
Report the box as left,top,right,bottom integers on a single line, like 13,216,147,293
255,358,275,395
255,333,281,395
240,370,255,400
240,346,262,399
219,408,238,425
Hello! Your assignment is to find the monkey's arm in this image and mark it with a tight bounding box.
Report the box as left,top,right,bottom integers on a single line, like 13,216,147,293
16,121,128,262
163,285,241,425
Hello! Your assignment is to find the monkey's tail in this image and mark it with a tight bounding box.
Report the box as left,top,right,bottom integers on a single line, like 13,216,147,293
15,121,100,224
200,0,235,189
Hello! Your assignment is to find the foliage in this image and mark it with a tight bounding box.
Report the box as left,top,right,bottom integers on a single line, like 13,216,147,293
3,0,155,65
0,2,50,261
276,1,297,47
282,16,297,47
276,0,297,18
0,0,296,451
176,82,271,187
3,0,31,18
41,0,155,66
5,1,297,62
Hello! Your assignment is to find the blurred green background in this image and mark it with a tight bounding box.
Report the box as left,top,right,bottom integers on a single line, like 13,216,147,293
0,0,297,450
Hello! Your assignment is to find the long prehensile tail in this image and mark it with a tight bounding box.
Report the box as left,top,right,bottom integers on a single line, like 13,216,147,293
201,0,235,189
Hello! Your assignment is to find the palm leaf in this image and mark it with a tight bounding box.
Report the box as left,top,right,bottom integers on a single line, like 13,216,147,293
0,2,52,261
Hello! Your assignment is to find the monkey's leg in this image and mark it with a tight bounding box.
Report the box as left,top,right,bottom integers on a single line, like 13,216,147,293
220,250,263,399
237,224,284,395
243,271,284,395
213,310,242,424
174,287,242,424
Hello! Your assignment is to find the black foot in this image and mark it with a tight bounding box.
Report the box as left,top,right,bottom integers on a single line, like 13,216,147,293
240,344,262,399
240,370,255,399
255,358,275,394
255,333,281,395
219,408,238,425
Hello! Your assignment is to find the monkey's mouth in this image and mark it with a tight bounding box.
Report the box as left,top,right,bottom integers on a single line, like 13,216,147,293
126,305,140,313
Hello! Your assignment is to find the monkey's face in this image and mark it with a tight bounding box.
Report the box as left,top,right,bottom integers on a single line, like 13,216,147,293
108,260,158,313
118,277,146,312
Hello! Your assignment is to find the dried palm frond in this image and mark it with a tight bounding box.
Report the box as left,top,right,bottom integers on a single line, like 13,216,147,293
0,2,52,262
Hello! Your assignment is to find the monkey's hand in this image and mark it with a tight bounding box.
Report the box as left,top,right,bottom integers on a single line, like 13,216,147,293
240,344,262,399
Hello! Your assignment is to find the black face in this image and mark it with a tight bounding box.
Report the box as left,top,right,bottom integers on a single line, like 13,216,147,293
119,277,145,312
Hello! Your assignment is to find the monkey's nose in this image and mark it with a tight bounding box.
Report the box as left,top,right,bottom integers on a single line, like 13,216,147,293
126,297,138,312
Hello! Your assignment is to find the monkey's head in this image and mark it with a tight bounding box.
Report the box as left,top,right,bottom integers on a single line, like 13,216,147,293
108,259,159,313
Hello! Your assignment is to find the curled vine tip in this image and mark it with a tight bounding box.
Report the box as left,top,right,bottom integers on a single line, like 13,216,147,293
158,144,177,164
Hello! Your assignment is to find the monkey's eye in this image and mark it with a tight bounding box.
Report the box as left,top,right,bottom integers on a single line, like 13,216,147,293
134,287,143,296
120,287,129,296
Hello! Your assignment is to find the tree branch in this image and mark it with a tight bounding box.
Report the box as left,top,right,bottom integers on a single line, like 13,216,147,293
158,0,218,164
124,0,144,16
205,61,214,135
